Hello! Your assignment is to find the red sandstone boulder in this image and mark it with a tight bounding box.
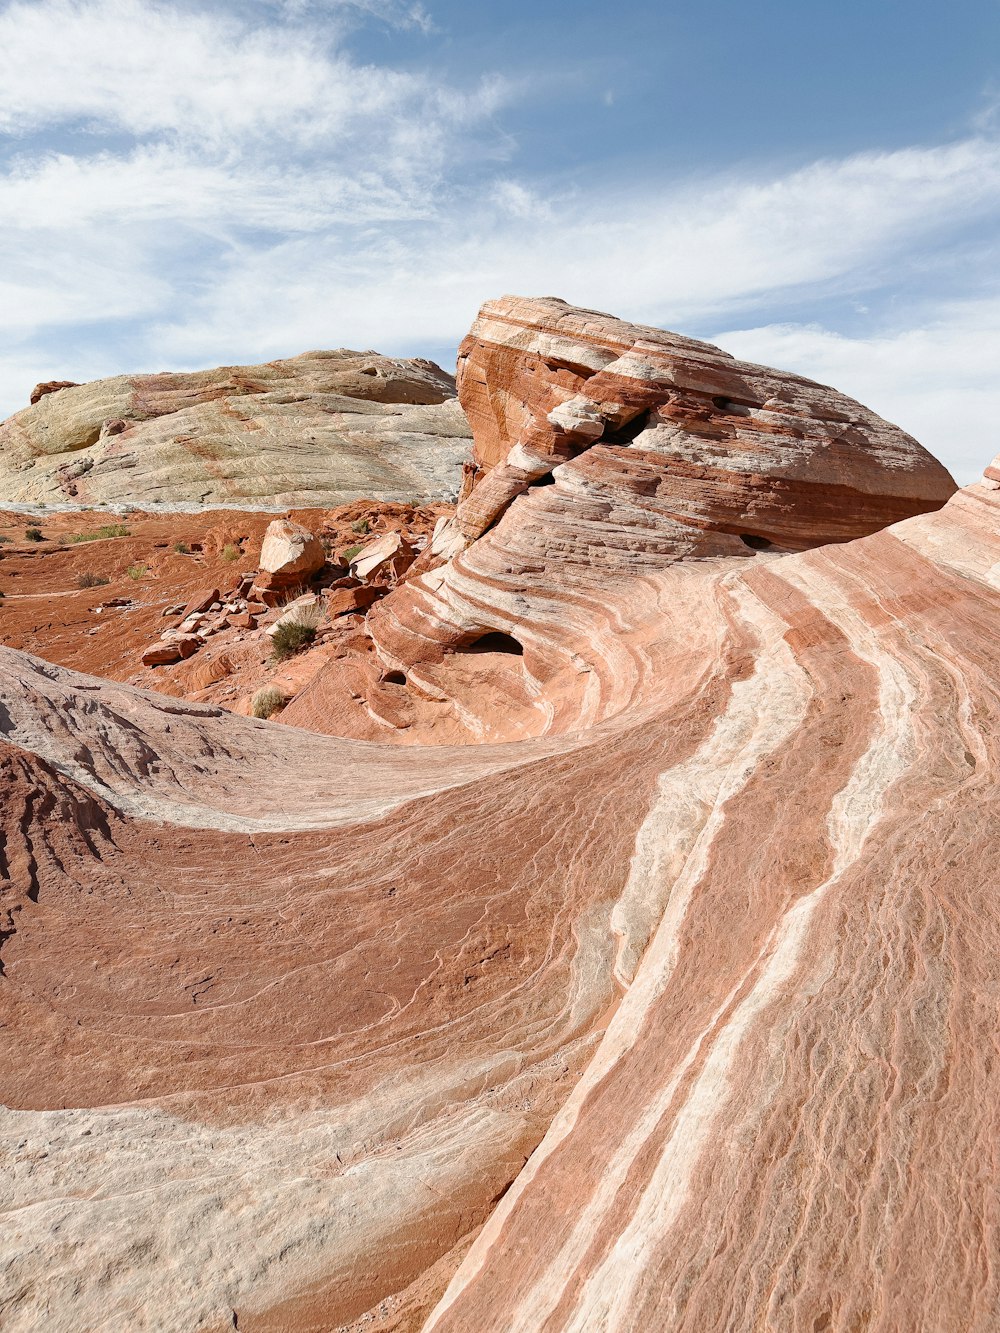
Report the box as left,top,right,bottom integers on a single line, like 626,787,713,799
140,633,200,666
29,380,78,405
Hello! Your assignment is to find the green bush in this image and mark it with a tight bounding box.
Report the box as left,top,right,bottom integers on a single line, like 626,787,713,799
24,527,43,542
341,543,364,565
270,603,324,662
127,563,147,581
221,543,241,562
69,523,131,543
77,572,110,589
0,534,10,544
271,620,317,661
351,518,370,535
172,541,190,554
251,686,287,719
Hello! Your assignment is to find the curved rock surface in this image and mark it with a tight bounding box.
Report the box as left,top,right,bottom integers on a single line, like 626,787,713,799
0,350,471,507
4,300,999,1333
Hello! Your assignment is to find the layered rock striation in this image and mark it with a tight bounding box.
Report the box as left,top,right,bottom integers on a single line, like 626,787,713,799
5,300,999,1333
0,350,471,507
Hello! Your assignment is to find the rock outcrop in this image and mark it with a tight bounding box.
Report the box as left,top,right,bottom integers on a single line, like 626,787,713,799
0,350,472,507
252,517,326,602
7,299,1000,1333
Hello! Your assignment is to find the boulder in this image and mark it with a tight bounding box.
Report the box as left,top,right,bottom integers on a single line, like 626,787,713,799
324,585,383,618
348,531,416,583
140,633,200,666
253,520,325,603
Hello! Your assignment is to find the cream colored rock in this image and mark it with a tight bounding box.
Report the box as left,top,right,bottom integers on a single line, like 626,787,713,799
258,519,325,581
349,530,416,582
0,350,472,506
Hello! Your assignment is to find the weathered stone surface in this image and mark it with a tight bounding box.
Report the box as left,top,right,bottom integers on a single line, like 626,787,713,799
258,519,325,581
349,530,416,582
29,380,79,405
140,633,200,665
453,294,955,548
1,350,472,506
324,584,382,618
5,302,1000,1333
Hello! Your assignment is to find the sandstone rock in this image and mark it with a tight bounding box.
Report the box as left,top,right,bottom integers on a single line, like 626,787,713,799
140,632,201,665
1,351,473,507
324,584,383,618
157,631,202,653
2,304,993,1333
179,589,220,620
452,295,956,548
258,519,325,581
29,380,78,405
348,530,416,582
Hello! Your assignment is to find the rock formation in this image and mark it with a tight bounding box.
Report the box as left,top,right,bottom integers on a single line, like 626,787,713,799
6,299,1000,1333
0,350,472,507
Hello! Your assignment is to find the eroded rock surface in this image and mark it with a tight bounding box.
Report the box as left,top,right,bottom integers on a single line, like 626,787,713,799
4,300,999,1333
0,350,471,506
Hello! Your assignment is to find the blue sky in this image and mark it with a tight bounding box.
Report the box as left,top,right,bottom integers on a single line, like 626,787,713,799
2,0,999,481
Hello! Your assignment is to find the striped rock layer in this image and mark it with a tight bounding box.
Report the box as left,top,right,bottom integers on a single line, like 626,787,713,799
3,301,998,1333
0,350,471,507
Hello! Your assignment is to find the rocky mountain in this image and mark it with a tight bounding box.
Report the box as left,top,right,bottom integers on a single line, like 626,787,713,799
3,299,998,1333
0,349,472,507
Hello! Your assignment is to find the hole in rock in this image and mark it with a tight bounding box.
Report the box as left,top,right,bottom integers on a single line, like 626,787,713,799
460,630,524,656
381,670,407,686
739,533,773,550
712,396,753,416
531,472,557,487
601,409,651,446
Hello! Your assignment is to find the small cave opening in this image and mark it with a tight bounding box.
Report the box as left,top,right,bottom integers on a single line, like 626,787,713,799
530,471,557,487
739,533,774,551
712,396,754,417
461,630,524,656
601,408,652,446
381,669,407,686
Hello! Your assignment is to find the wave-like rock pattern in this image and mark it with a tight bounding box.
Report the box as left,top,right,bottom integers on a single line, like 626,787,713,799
3,299,997,1332
0,351,471,507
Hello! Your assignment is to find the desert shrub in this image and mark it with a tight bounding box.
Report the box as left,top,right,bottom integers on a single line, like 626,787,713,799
341,543,364,565
251,686,287,719
270,602,324,662
127,563,147,580
68,523,131,543
351,518,370,535
172,541,190,554
24,527,43,542
77,572,110,589
0,534,10,544
221,543,240,562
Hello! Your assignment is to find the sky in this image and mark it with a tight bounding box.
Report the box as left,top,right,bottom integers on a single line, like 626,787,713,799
1,0,999,481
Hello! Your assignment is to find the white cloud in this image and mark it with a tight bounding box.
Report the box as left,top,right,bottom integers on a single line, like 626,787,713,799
0,0,489,145
715,302,1000,485
140,138,1000,356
